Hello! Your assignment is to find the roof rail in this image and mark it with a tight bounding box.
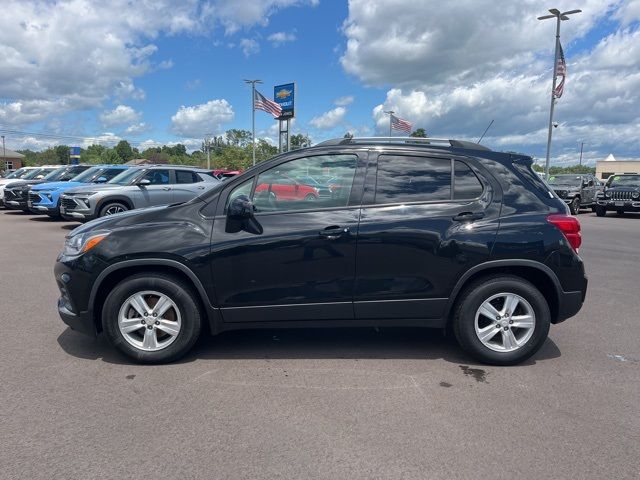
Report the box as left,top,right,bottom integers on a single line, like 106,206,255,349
315,136,492,151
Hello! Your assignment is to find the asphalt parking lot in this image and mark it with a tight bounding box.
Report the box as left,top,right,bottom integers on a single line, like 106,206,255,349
1,209,639,480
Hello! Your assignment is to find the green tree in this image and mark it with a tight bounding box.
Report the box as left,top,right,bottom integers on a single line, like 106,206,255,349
410,128,427,138
100,148,122,164
115,140,133,162
225,129,252,147
54,145,70,164
290,133,312,150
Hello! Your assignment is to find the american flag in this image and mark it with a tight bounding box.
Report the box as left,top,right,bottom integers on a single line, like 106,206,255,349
391,114,412,133
553,42,566,98
254,89,282,118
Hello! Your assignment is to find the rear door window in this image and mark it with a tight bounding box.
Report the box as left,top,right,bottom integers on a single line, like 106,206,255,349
374,155,451,204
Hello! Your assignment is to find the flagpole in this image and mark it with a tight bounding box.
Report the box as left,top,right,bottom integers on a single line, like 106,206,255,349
543,16,561,180
244,79,262,166
384,110,394,137
538,8,580,179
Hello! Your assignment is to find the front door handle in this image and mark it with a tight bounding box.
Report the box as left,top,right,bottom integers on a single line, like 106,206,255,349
162,187,172,191
319,225,349,239
453,211,484,221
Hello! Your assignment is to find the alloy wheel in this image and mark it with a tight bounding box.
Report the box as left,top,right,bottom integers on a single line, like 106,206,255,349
474,292,536,353
105,205,125,215
117,290,182,352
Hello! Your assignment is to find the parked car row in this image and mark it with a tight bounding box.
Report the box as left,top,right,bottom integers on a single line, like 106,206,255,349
546,174,604,215
1,164,222,221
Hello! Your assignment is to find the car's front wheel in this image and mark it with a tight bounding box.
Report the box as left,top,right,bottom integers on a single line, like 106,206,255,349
595,206,606,217
99,201,129,217
569,197,580,215
102,273,202,363
453,275,550,365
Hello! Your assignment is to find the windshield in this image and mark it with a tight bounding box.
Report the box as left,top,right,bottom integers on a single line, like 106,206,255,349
22,168,48,180
547,175,582,186
108,167,142,185
43,167,70,181
5,168,27,179
71,167,104,183
607,175,640,188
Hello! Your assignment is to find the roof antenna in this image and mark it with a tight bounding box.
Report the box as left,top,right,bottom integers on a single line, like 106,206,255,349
477,119,494,144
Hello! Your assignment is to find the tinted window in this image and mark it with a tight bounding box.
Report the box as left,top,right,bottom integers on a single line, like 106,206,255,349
102,168,126,181
454,161,483,199
141,169,170,185
253,154,357,213
176,170,199,184
226,178,253,211
375,155,451,204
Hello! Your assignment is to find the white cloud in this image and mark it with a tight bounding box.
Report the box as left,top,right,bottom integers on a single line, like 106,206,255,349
240,38,260,56
344,0,640,162
310,106,348,129
335,96,354,106
124,122,150,135
170,99,235,137
0,0,318,127
100,105,141,127
268,31,296,46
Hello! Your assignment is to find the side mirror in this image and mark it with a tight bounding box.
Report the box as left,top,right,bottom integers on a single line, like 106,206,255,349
227,194,254,220
96,176,108,183
226,195,262,234
137,178,151,186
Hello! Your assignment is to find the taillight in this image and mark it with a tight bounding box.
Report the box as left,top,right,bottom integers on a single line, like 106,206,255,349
547,214,582,252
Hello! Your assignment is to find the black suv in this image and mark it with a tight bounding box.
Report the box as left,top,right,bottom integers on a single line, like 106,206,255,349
595,174,640,216
54,137,587,365
546,173,598,214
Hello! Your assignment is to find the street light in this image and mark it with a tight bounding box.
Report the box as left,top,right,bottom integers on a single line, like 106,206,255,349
1,135,5,171
244,79,262,166
538,8,581,179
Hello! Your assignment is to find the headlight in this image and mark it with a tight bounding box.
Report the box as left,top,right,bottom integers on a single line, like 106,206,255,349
63,230,110,256
632,192,640,199
73,191,97,196
604,191,611,198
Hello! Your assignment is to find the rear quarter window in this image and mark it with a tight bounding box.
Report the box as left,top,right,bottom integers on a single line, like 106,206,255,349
511,161,553,198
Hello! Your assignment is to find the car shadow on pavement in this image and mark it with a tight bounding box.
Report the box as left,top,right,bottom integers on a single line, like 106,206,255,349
2,210,32,215
57,326,561,367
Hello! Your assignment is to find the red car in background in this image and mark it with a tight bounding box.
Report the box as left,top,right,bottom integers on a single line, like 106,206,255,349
212,169,242,181
255,174,319,201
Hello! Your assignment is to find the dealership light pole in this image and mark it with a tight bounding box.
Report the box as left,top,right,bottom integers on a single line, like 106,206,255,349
204,133,212,170
538,8,581,179
1,135,5,170
579,141,584,166
244,79,262,166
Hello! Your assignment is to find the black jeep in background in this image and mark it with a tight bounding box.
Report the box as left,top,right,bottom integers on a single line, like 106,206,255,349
547,174,598,215
596,174,640,216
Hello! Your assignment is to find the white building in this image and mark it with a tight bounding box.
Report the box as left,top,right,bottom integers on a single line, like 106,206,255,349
595,154,640,181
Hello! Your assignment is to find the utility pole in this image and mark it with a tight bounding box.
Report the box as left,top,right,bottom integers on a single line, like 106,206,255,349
204,134,212,170
579,141,584,166
538,8,581,179
1,135,5,170
384,110,394,136
244,79,262,166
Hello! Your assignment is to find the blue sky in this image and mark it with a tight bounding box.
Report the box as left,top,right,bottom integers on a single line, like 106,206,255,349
1,0,639,165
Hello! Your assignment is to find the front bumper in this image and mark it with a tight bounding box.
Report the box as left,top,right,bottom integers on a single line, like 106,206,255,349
596,199,640,211
54,258,103,337
5,199,28,210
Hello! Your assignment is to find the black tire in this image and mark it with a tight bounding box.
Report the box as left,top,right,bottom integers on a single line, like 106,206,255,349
569,197,580,215
595,206,606,217
102,273,202,363
99,201,129,217
452,275,551,366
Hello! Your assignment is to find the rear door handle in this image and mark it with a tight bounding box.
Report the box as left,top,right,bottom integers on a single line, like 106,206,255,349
319,225,349,239
452,211,485,221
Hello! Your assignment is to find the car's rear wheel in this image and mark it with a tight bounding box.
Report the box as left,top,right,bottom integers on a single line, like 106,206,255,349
102,273,202,363
595,206,606,217
99,202,129,217
569,197,580,215
453,275,550,365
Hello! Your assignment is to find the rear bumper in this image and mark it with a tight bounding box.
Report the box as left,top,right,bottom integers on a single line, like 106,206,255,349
555,286,587,323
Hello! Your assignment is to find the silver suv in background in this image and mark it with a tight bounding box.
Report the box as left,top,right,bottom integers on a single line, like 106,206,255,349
60,166,220,221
